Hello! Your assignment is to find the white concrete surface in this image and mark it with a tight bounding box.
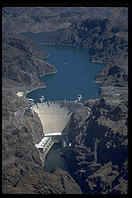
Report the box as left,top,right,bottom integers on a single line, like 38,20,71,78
44,132,62,136
35,137,50,148
32,102,72,135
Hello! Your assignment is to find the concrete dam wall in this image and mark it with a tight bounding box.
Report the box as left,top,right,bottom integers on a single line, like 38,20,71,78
32,101,73,136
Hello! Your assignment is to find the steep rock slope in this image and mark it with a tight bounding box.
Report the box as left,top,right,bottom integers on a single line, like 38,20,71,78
2,32,48,58
65,98,128,194
2,7,127,33
4,168,82,194
41,17,128,84
2,32,56,90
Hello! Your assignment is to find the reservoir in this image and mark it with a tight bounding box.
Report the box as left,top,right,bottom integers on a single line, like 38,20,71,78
21,32,104,174
22,32,104,103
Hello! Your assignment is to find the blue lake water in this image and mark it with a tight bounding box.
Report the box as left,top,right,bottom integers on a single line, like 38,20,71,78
26,43,103,103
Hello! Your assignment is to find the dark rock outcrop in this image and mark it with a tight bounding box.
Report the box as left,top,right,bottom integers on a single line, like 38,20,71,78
2,32,57,89
2,7,127,33
3,168,82,194
65,97,128,194
2,32,48,59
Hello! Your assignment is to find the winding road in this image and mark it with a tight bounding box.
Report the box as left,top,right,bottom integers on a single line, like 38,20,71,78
3,103,31,135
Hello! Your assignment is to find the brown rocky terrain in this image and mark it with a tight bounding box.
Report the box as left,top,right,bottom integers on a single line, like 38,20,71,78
2,7,128,194
65,97,128,194
4,168,82,194
2,32,56,90
2,7,127,33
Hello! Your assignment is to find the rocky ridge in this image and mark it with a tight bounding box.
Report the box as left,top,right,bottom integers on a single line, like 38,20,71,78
2,32,57,90
2,7,127,33
65,97,128,194
4,168,82,194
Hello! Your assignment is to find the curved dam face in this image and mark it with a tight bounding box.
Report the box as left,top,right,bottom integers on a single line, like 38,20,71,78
32,101,73,136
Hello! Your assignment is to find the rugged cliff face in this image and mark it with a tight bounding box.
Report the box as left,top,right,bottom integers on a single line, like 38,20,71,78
4,168,82,194
2,32,57,90
2,7,127,33
65,97,128,194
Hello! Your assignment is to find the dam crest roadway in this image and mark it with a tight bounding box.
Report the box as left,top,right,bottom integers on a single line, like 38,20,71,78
30,100,91,161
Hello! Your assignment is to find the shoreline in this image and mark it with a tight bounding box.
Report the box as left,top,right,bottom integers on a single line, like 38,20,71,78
39,70,57,78
25,42,105,102
43,53,50,59
24,85,46,99
91,60,106,64
24,70,57,98
40,42,73,46
94,80,103,84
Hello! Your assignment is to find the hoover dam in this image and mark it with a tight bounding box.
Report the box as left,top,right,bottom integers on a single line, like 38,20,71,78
32,101,72,136
31,101,91,159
